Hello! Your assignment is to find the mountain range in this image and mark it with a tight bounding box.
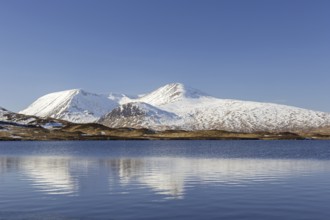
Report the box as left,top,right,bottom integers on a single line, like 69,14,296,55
17,83,330,133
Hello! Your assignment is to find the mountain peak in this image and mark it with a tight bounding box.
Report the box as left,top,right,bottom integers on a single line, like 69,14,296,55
163,82,185,88
20,88,120,123
64,88,91,96
138,83,209,106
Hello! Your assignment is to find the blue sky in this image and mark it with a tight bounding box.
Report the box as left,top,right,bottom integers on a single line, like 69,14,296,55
0,0,329,112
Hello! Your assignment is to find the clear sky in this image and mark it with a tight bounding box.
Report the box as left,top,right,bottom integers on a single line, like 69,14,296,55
0,0,329,112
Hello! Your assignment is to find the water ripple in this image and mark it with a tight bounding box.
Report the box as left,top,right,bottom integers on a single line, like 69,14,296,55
1,141,330,219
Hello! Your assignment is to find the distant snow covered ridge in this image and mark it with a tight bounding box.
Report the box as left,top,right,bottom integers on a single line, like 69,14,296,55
20,83,330,132
0,107,9,121
1,107,28,124
0,106,63,129
0,107,35,124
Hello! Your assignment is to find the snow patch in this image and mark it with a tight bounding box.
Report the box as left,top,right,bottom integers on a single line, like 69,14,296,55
42,122,63,129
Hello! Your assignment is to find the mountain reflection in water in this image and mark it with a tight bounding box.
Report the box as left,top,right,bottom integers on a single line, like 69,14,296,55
1,156,329,199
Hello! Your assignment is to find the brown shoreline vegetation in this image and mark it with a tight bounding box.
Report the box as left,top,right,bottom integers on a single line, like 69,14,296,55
1,122,330,141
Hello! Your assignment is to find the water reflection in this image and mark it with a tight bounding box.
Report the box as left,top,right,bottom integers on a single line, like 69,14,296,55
22,157,77,195
1,156,330,199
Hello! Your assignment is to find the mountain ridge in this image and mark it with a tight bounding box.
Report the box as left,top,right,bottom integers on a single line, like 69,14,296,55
19,83,330,132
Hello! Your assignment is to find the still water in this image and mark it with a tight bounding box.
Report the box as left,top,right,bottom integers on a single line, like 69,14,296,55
0,140,330,220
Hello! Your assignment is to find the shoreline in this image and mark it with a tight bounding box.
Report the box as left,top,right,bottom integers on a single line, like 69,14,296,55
2,122,330,141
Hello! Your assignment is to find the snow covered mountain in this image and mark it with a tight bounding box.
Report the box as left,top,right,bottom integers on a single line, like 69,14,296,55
20,83,330,132
99,83,330,132
20,89,126,123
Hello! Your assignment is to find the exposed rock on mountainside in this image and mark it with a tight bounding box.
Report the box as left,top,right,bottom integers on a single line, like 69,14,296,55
99,102,180,130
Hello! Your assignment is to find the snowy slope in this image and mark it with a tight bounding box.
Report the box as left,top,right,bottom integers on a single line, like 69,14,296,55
158,97,330,132
100,83,330,132
20,89,121,123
